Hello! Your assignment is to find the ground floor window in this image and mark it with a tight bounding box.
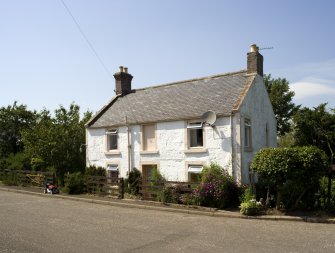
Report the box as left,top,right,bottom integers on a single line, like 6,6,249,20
107,164,119,183
188,165,203,183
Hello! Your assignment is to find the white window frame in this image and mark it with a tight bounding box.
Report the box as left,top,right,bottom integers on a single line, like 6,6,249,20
187,122,203,129
244,119,252,150
187,122,204,148
106,164,119,182
106,129,118,151
188,165,203,183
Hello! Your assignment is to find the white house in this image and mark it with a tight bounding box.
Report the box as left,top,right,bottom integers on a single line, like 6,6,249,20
85,44,276,184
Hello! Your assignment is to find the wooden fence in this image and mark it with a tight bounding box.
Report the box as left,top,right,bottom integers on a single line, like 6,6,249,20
0,170,124,198
0,170,201,201
139,180,199,201
0,169,55,187
83,175,124,198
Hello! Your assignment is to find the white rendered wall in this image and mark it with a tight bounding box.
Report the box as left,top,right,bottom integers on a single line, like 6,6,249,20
238,75,277,184
86,117,233,181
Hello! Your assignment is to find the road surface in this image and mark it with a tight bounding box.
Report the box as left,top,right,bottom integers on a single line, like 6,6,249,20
0,191,334,253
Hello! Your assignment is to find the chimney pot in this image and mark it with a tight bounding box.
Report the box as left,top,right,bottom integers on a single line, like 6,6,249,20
124,67,128,73
250,44,259,53
119,66,124,72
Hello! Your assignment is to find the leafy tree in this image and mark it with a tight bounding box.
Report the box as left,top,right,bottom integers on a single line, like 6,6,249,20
4,152,31,171
264,74,300,136
0,102,37,157
293,103,335,164
22,104,92,182
293,104,335,204
277,130,295,147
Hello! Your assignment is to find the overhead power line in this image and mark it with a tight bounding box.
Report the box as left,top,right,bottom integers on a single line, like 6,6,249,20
60,0,113,79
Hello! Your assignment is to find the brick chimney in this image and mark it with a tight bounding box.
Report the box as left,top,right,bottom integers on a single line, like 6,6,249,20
247,44,263,76
114,66,133,96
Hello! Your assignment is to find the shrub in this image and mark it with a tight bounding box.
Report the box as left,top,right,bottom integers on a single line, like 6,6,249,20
239,186,263,215
316,177,335,213
240,199,263,215
85,165,106,176
193,163,239,209
125,168,141,195
6,152,31,171
0,171,19,186
31,157,46,171
251,146,329,210
157,183,185,204
63,172,84,194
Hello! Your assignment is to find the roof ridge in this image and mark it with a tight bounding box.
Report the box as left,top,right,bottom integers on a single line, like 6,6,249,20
135,69,247,91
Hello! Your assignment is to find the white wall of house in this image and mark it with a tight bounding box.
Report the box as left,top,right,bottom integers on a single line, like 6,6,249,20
238,75,277,184
86,117,233,182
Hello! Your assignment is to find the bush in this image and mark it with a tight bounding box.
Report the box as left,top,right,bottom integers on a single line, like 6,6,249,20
125,168,141,195
316,177,335,213
0,171,19,186
193,163,239,209
157,183,184,204
6,152,31,171
251,146,329,210
239,186,263,215
31,157,46,171
85,165,106,176
63,172,84,194
240,199,263,215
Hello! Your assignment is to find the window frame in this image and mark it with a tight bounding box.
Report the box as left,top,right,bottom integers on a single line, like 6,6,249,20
141,124,158,154
185,161,205,183
106,164,119,183
106,128,118,152
187,121,204,149
244,119,252,151
188,165,203,183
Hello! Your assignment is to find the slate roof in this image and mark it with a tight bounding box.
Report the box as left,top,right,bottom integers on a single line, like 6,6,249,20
87,70,256,128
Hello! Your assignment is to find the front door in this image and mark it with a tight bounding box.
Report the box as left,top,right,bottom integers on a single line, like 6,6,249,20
142,165,157,182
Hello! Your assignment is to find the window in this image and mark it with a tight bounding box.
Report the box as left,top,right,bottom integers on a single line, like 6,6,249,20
187,122,203,148
188,165,203,183
106,164,119,183
142,124,156,151
106,129,118,151
244,119,252,149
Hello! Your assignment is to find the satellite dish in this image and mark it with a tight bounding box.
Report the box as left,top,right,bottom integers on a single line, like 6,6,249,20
202,110,216,126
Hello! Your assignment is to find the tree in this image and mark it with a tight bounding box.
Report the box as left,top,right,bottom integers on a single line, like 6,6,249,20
0,102,37,157
293,104,335,204
22,104,92,182
264,74,300,136
294,103,335,163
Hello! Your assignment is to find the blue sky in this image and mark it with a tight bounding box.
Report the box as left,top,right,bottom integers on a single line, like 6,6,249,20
1,0,335,114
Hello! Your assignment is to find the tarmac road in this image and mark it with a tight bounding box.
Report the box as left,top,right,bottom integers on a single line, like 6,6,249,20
0,191,334,253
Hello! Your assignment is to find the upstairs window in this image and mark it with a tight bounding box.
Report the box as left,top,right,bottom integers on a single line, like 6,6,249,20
142,124,156,151
106,129,118,151
187,122,203,148
244,119,252,149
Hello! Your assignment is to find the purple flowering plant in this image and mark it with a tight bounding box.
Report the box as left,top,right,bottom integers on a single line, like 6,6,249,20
193,163,239,209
